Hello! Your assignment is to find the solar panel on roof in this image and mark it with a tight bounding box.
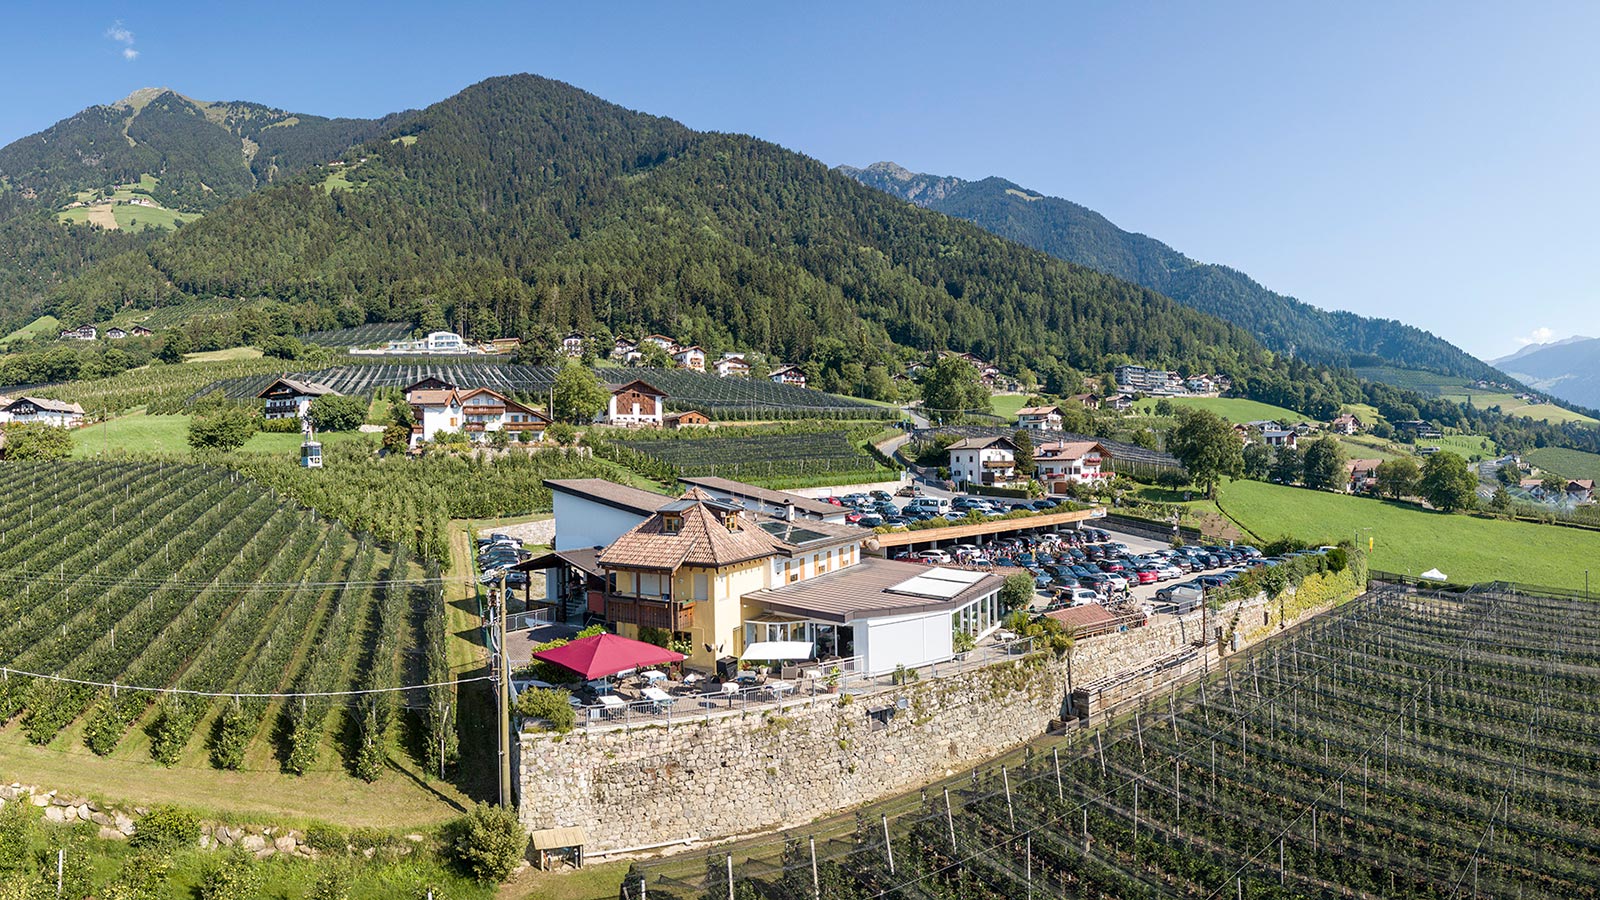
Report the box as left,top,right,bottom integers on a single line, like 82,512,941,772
886,575,970,600
757,521,831,545
922,568,987,585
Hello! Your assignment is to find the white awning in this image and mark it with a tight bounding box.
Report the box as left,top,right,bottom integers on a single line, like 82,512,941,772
741,641,815,661
1420,568,1448,581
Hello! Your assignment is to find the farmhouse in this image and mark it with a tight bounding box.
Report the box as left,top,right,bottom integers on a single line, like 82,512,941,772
1103,393,1134,411
604,379,667,427
407,384,549,447
130,325,153,337
946,435,1019,487
671,345,707,372
768,364,807,388
713,353,750,378
561,332,586,357
1347,458,1384,494
1330,413,1363,435
641,334,677,352
103,327,130,340
663,410,711,429
59,325,97,341
0,397,85,428
1035,441,1111,491
256,378,338,421
1015,405,1064,432
610,338,641,364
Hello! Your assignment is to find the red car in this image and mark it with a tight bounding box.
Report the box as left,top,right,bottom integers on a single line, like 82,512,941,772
824,497,843,506
844,511,863,524
1133,568,1160,585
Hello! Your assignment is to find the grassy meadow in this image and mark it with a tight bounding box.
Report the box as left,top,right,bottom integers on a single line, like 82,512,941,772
1526,447,1600,482
1214,478,1600,591
1133,395,1307,424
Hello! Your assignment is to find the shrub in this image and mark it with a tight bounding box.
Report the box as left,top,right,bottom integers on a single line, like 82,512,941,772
308,394,368,432
129,805,198,851
259,415,301,433
303,823,350,854
447,803,527,883
309,861,353,900
198,848,263,900
0,795,37,872
516,688,576,733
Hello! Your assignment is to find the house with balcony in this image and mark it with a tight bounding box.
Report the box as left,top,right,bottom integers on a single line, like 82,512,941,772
1035,441,1112,492
641,334,678,352
768,364,807,388
713,353,750,378
0,397,85,429
561,332,586,357
671,345,707,372
257,378,338,421
1015,405,1064,433
610,338,641,364
946,436,1019,487
407,383,549,447
1330,413,1363,435
1347,458,1384,494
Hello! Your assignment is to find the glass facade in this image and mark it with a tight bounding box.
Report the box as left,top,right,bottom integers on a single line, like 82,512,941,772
951,589,1003,638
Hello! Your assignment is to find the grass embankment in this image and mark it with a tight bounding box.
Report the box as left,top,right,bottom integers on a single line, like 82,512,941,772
184,346,264,363
0,314,63,345
1526,447,1600,482
1213,479,1600,590
989,393,1029,420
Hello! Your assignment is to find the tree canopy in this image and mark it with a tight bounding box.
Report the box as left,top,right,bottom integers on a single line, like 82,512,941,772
1419,451,1477,512
1168,408,1243,498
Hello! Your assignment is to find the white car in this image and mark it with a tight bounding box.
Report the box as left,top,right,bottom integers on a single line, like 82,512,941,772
1103,573,1129,591
916,549,953,564
1065,587,1100,606
1157,564,1183,580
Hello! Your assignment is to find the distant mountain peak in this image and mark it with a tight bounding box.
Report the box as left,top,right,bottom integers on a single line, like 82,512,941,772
1491,334,1594,367
837,161,966,206
113,87,195,111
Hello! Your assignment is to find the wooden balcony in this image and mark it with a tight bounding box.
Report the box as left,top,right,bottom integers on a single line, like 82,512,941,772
604,595,694,631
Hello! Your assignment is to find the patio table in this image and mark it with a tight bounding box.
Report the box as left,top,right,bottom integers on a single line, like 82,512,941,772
598,694,626,717
641,670,667,684
765,680,795,699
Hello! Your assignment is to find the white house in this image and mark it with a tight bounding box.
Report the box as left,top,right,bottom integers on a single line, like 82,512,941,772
604,379,668,427
671,345,707,372
256,378,338,421
946,436,1019,487
769,364,807,388
103,327,130,340
1015,405,1064,432
641,334,678,352
1261,429,1298,449
1035,441,1112,491
714,353,750,378
407,384,549,447
59,325,97,341
0,397,85,428
561,332,586,357
383,331,473,354
610,338,641,364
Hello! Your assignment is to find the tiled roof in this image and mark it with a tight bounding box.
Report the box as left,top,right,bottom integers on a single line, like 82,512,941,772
599,493,782,572
1044,603,1118,632
1017,406,1062,416
257,378,336,399
10,397,84,415
1037,441,1104,460
947,436,1017,452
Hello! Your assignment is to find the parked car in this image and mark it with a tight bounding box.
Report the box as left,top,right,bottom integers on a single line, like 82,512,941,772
916,549,953,564
857,515,884,528
1132,568,1160,585
869,490,893,502
844,511,863,524
1031,499,1059,511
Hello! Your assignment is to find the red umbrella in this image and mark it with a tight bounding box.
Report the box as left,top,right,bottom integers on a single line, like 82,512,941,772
531,633,686,680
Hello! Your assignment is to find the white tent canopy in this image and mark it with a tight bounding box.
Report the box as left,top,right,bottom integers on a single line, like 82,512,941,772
1420,568,1448,581
740,640,815,661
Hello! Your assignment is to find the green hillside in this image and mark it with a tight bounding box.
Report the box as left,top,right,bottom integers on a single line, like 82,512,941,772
1526,447,1600,483
840,162,1503,380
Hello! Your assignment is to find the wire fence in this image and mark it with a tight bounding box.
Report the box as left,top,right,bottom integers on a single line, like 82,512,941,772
589,579,1600,900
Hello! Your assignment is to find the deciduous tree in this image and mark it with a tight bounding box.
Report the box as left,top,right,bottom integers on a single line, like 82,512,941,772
1168,408,1242,498
1420,451,1477,512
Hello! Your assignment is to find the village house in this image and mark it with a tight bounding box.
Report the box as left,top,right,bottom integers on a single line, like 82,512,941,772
407,383,549,447
0,397,85,429
610,338,641,364
1068,393,1100,410
713,353,750,378
663,410,711,429
256,377,339,421
1346,458,1384,494
1015,405,1064,433
1103,393,1134,412
381,331,475,355
768,364,807,388
561,332,586,357
671,345,707,372
641,334,678,352
946,435,1019,487
604,379,668,427
1329,413,1363,435
1261,428,1298,449
130,325,153,337
103,327,129,340
532,481,1005,674
1184,375,1215,394
59,325,97,341
1034,441,1112,492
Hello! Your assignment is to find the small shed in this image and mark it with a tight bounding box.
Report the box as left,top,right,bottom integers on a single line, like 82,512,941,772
529,825,587,870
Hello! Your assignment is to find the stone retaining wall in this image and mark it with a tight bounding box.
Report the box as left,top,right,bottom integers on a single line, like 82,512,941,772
518,577,1361,854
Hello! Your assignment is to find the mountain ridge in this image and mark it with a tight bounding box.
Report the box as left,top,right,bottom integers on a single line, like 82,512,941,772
839,160,1504,382
1492,336,1600,409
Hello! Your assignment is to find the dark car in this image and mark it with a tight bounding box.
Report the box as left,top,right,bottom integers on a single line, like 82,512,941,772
1031,499,1058,511
883,516,911,527
1079,574,1112,593
857,515,885,528
869,490,892,502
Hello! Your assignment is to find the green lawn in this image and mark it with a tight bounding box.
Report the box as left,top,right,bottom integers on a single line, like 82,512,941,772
1214,479,1600,591
111,202,191,231
1526,447,1600,482
0,314,61,345
73,413,376,457
1437,390,1599,426
1133,396,1307,424
990,393,1030,420
1423,433,1499,461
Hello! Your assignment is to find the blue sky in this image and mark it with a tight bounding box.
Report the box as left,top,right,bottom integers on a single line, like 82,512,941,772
4,1,1596,360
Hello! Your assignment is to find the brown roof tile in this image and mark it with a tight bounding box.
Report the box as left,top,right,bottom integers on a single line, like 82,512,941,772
599,494,782,571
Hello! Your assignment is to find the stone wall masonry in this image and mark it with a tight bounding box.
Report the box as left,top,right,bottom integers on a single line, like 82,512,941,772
518,574,1363,854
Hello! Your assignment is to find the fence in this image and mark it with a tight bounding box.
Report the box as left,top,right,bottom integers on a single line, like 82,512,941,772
543,634,1040,735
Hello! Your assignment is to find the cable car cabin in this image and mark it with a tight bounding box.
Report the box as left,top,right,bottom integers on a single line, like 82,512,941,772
300,440,323,469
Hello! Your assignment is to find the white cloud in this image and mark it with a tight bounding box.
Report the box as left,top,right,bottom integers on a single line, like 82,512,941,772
1516,326,1556,347
106,21,138,61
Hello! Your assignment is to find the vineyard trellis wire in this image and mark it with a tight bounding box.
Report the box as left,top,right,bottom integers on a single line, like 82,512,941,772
0,460,467,781
618,578,1600,900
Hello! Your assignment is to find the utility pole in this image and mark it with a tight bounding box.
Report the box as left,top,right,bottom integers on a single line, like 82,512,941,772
496,570,513,808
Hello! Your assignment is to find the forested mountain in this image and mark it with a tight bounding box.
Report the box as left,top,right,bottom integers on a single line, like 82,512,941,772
38,74,1284,393
1492,337,1600,410
839,161,1502,381
0,88,409,212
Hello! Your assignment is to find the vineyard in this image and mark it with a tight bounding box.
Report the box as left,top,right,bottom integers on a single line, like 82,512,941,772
627,581,1600,899
0,460,455,783
299,322,415,347
604,429,891,484
192,363,892,419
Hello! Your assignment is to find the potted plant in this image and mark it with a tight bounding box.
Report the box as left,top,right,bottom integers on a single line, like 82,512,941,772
952,629,977,660
823,666,842,693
